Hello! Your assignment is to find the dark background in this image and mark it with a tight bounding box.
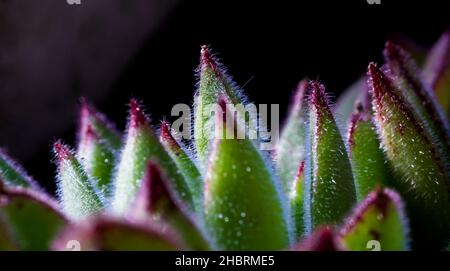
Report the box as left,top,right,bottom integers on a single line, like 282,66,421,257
0,0,448,192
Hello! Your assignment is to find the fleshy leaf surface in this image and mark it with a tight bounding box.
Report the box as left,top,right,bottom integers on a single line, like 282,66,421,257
276,80,308,194
0,150,40,190
304,81,356,232
111,99,192,214
160,122,203,213
54,141,103,220
77,102,121,198
204,99,291,250
77,125,115,199
339,188,410,251
290,160,305,240
53,218,182,251
368,63,450,249
384,42,450,161
129,161,210,250
194,46,247,166
78,99,122,150
0,184,67,250
348,102,392,200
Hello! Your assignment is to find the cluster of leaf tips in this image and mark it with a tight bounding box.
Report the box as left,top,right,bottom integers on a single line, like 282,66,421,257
1,31,450,251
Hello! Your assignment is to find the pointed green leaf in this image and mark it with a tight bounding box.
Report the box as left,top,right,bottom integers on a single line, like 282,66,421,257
0,149,40,190
53,218,182,251
368,63,450,249
276,80,308,194
160,121,203,213
129,162,210,250
204,98,291,250
293,226,345,251
339,188,410,251
79,99,122,151
77,101,121,198
194,46,247,166
290,160,305,240
111,99,193,214
0,184,68,250
54,141,103,220
304,81,356,232
422,30,450,117
384,42,450,161
77,125,115,199
348,102,392,201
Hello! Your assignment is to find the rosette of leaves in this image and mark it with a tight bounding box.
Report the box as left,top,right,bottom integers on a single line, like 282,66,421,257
0,31,449,251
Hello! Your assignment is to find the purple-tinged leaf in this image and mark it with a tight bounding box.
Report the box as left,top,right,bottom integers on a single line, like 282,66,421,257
54,141,103,220
194,46,248,166
77,124,115,199
383,42,450,161
111,99,193,214
77,100,121,198
389,33,428,66
304,81,356,232
204,98,291,250
78,99,122,150
293,226,345,251
339,188,410,251
0,183,68,250
129,161,210,250
0,149,41,190
368,63,450,249
347,101,392,200
53,217,183,251
276,80,308,194
160,121,203,212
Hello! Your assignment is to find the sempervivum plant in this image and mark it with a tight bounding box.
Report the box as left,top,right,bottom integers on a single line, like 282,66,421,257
1,31,450,251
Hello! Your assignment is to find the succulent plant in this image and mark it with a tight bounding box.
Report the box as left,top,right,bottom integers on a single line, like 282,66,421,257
1,31,450,251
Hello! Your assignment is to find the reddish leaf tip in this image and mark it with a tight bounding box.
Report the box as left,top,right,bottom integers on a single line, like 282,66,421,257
367,62,389,100
53,141,72,161
309,81,331,113
129,98,149,128
340,188,406,237
79,124,99,149
347,100,370,149
296,226,343,251
79,98,96,129
160,121,174,142
200,45,216,69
